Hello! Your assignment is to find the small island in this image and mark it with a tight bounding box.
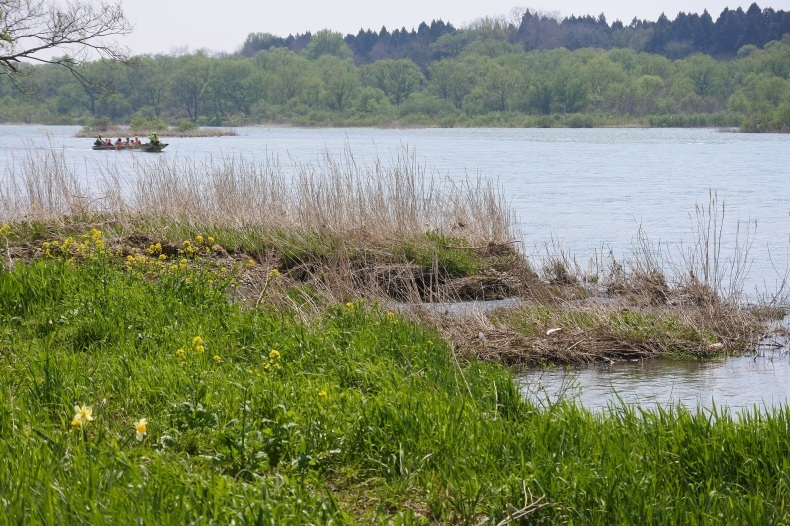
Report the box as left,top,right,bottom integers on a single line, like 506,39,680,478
74,116,237,138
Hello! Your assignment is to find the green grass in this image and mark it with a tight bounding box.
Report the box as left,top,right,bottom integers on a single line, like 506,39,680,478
1,232,790,524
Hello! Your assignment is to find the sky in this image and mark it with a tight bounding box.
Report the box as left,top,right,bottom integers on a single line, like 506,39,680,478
118,1,776,56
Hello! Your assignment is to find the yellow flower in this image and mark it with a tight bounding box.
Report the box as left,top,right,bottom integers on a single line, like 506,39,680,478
134,418,147,441
195,235,204,244
192,336,203,347
268,268,280,279
213,355,222,363
318,390,328,400
70,418,83,429
346,302,354,309
269,349,281,360
246,259,256,268
73,405,93,425
207,236,215,244
195,345,205,354
176,348,185,357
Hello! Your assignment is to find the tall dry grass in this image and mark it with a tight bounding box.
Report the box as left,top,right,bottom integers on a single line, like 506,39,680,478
0,145,518,248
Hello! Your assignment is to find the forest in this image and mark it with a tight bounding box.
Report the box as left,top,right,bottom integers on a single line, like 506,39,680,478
0,3,788,131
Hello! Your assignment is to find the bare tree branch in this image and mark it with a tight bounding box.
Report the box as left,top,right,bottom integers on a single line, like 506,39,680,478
0,0,131,77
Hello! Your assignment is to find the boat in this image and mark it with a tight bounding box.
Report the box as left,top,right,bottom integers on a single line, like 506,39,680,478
92,142,168,152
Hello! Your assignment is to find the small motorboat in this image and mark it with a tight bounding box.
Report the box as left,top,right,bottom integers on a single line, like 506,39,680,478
92,142,168,152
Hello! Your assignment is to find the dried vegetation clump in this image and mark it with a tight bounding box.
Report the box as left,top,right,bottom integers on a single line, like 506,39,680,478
432,298,768,367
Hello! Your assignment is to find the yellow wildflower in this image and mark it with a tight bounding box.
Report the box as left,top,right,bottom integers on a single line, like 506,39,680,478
192,336,203,346
207,236,215,244
318,390,328,400
195,345,205,354
213,355,222,363
268,268,280,279
246,259,256,268
176,348,185,357
269,349,281,360
195,235,204,244
73,405,93,425
346,302,354,310
146,243,162,255
134,418,147,441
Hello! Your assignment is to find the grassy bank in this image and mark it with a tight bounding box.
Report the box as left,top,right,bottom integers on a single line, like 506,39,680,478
0,228,789,524
0,150,787,523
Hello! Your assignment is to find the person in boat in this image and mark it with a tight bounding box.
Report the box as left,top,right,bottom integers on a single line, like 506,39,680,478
94,136,103,147
103,139,111,146
115,138,123,146
134,137,141,145
148,133,159,145
124,137,131,146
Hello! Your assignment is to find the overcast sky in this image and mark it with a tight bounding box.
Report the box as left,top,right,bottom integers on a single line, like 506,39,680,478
118,1,774,56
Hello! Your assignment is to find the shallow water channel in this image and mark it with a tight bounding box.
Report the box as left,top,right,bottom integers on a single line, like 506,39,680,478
517,340,790,414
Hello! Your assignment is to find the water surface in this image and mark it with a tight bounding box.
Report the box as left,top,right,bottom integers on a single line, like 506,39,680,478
519,351,790,414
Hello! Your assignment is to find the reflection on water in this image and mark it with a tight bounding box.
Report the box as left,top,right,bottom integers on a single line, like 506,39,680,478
518,351,790,413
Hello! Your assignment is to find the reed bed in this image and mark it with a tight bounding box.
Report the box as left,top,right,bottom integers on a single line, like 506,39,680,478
1,146,515,246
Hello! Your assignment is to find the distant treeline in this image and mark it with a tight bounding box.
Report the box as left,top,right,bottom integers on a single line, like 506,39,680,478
0,4,788,131
241,3,790,64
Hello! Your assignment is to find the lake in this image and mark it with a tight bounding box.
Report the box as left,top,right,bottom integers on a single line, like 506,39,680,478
3,124,790,412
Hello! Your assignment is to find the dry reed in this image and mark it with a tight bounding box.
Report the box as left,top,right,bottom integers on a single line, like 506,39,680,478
1,146,516,246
